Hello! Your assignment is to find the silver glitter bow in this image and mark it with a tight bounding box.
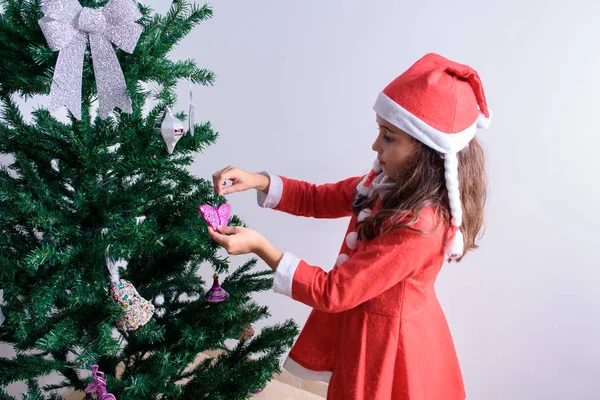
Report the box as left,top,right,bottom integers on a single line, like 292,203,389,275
38,0,143,120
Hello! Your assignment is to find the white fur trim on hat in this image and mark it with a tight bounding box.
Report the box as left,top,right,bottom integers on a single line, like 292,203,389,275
373,92,477,154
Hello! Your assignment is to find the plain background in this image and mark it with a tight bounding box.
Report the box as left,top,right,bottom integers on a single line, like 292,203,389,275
2,0,600,399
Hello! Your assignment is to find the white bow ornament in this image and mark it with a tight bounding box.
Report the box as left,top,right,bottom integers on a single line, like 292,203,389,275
38,0,143,120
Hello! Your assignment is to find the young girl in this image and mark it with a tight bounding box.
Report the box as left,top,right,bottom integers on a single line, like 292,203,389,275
207,52,491,400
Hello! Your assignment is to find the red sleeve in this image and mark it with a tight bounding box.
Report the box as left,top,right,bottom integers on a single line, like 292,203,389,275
273,210,444,313
273,176,362,219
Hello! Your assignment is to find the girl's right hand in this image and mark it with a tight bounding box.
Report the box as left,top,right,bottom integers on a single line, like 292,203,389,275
212,166,270,196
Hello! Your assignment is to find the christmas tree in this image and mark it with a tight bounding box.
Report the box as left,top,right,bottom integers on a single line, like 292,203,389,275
0,1,298,399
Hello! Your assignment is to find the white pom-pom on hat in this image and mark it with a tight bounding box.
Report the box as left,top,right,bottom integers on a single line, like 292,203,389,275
477,109,492,130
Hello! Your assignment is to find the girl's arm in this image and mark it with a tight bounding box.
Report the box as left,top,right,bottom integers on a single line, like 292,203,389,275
257,172,362,219
260,211,443,313
207,210,443,313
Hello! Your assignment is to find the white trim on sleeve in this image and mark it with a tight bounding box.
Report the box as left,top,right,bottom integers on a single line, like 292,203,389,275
272,251,301,298
256,171,283,209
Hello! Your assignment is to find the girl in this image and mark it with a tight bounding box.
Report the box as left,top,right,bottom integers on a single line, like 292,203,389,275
207,52,491,400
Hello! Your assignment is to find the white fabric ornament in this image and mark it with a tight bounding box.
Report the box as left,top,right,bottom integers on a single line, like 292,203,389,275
161,107,185,154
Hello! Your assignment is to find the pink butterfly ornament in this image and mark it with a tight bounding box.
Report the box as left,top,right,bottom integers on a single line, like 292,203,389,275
199,204,231,231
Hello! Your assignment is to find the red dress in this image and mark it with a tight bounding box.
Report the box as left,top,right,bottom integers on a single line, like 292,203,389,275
259,174,466,400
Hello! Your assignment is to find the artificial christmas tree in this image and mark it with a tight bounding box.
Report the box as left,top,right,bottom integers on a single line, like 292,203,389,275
0,1,298,399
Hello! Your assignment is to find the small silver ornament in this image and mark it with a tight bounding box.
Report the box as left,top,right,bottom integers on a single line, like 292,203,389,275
0,289,5,327
161,107,185,154
189,101,196,137
188,79,196,136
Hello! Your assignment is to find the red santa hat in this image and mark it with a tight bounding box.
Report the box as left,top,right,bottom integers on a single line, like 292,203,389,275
372,53,492,259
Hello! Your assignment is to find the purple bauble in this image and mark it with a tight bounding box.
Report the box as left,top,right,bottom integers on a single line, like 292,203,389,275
204,274,229,303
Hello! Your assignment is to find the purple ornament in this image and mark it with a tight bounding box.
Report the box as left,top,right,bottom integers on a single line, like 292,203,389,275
204,274,229,303
199,203,231,231
252,387,265,393
84,365,116,400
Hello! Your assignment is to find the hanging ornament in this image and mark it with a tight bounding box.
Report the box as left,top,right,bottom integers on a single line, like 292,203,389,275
237,304,254,341
38,0,142,120
106,246,154,331
84,365,116,400
238,324,255,341
199,203,231,231
252,387,265,393
188,79,196,136
204,274,229,303
161,107,185,154
0,289,5,327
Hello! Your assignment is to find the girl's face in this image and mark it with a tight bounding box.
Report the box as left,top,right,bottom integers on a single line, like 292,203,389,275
372,114,419,180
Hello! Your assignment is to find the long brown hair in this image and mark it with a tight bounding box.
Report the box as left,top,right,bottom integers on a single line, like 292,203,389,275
353,138,487,262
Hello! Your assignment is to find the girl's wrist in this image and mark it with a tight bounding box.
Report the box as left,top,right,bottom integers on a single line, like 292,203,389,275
254,236,283,271
254,172,271,194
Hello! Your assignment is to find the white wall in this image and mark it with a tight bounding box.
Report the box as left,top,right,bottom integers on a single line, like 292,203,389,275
3,0,600,398
170,1,600,398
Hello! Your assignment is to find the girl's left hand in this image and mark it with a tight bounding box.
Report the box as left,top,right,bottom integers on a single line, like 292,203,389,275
207,225,265,255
